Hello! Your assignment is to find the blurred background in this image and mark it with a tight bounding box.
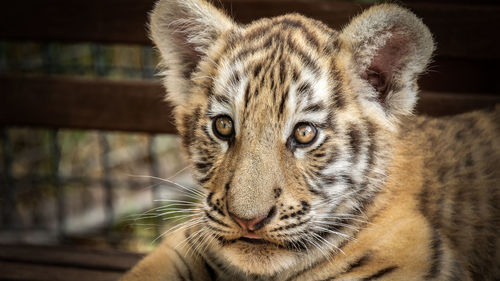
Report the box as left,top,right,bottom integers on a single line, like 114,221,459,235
0,0,499,265
0,42,196,252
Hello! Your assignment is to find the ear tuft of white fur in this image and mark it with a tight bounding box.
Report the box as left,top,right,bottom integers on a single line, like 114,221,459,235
340,4,435,118
149,0,235,106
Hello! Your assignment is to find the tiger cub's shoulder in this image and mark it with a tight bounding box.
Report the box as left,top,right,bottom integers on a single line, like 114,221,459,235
397,106,500,280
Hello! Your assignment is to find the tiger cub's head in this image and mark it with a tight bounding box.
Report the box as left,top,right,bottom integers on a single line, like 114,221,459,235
150,0,434,276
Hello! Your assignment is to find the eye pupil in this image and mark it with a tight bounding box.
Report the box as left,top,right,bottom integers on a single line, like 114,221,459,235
214,116,234,139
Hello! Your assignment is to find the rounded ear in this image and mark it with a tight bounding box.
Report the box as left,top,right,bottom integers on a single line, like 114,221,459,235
149,0,236,106
340,4,435,117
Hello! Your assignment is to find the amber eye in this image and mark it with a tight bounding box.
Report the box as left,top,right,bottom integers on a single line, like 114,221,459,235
213,115,234,140
293,123,317,145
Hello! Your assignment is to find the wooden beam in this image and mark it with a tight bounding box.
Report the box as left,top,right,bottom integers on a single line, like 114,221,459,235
0,244,142,281
0,244,143,271
0,75,176,134
1,75,499,133
417,91,500,116
0,261,125,281
0,0,155,45
0,0,499,60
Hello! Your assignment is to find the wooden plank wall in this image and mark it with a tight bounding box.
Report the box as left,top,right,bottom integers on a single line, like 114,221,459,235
1,0,499,133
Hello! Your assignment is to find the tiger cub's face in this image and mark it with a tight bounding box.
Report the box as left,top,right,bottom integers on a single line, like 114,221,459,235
150,0,434,275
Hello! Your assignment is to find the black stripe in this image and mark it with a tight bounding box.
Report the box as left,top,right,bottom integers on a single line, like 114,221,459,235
331,75,345,109
361,266,398,281
330,31,341,49
324,148,339,167
262,34,275,49
201,124,216,143
206,192,225,217
253,62,263,78
229,71,241,86
270,76,276,92
199,169,214,184
346,254,371,272
279,60,287,83
204,260,217,281
205,223,230,233
425,228,443,279
232,30,282,62
292,66,300,81
296,81,312,99
232,44,258,63
285,36,320,75
270,218,311,233
300,26,321,50
277,18,321,50
303,103,324,113
320,175,337,185
222,20,325,78
205,210,229,227
313,152,326,158
309,161,327,171
244,83,251,109
347,124,362,163
259,58,274,86
426,178,444,229
320,254,371,280
206,192,214,206
279,85,289,116
194,161,213,173
181,107,201,149
214,94,230,105
418,179,431,218
244,23,274,42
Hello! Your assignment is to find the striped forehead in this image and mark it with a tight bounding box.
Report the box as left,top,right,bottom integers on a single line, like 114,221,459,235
207,17,336,138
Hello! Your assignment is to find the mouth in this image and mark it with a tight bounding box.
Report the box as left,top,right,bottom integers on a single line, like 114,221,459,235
233,234,302,251
236,231,274,245
237,236,272,245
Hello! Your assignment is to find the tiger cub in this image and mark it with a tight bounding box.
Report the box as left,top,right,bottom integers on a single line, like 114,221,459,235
121,0,500,280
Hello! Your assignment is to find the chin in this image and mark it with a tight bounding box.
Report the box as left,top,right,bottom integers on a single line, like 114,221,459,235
219,240,300,275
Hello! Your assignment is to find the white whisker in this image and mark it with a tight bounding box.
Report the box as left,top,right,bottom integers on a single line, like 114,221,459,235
129,174,205,198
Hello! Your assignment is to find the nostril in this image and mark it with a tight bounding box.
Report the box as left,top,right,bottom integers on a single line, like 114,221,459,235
251,206,276,231
230,206,277,231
